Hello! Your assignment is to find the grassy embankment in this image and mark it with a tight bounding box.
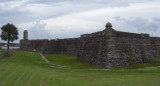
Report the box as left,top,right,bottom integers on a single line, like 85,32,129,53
0,51,160,86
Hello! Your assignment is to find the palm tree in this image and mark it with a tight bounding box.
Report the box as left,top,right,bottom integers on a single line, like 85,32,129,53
1,23,18,53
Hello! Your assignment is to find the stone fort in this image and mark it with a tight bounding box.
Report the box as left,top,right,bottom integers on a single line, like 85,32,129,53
20,22,160,68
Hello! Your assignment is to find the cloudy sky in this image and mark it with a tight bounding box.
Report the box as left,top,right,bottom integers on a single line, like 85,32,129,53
0,0,160,43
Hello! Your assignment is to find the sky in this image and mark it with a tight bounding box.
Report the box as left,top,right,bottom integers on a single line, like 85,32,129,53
0,0,160,43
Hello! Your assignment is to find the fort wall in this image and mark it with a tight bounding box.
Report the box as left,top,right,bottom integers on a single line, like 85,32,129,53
20,23,160,68
150,37,160,58
20,38,80,56
77,28,154,68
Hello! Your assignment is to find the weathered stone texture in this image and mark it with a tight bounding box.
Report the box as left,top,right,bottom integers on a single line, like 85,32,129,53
108,32,153,68
150,37,160,58
77,31,109,68
20,38,80,56
20,23,160,68
77,28,154,68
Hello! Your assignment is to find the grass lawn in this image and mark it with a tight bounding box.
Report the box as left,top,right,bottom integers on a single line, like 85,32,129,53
0,51,160,86
44,54,100,69
0,49,5,53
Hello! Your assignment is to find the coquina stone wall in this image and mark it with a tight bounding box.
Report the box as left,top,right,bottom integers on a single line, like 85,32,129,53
150,37,160,58
20,22,160,68
106,31,153,68
20,38,80,56
77,25,154,68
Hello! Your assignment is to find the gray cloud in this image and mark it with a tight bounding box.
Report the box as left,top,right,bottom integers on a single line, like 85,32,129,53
113,16,160,36
27,21,51,39
0,0,160,43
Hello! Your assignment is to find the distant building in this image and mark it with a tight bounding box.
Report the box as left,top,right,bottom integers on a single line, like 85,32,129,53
23,30,28,40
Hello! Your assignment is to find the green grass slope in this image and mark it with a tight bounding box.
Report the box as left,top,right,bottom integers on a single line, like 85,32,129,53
0,51,160,86
45,54,100,69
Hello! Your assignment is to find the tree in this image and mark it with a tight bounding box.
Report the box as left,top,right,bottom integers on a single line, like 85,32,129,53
1,23,18,53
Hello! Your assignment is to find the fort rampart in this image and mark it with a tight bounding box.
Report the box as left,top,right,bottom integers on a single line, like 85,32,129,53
20,23,160,68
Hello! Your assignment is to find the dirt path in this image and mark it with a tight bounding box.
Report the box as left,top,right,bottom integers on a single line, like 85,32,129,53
39,53,70,69
40,53,50,64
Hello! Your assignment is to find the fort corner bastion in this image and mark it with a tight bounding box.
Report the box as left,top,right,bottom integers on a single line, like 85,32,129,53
20,22,160,68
